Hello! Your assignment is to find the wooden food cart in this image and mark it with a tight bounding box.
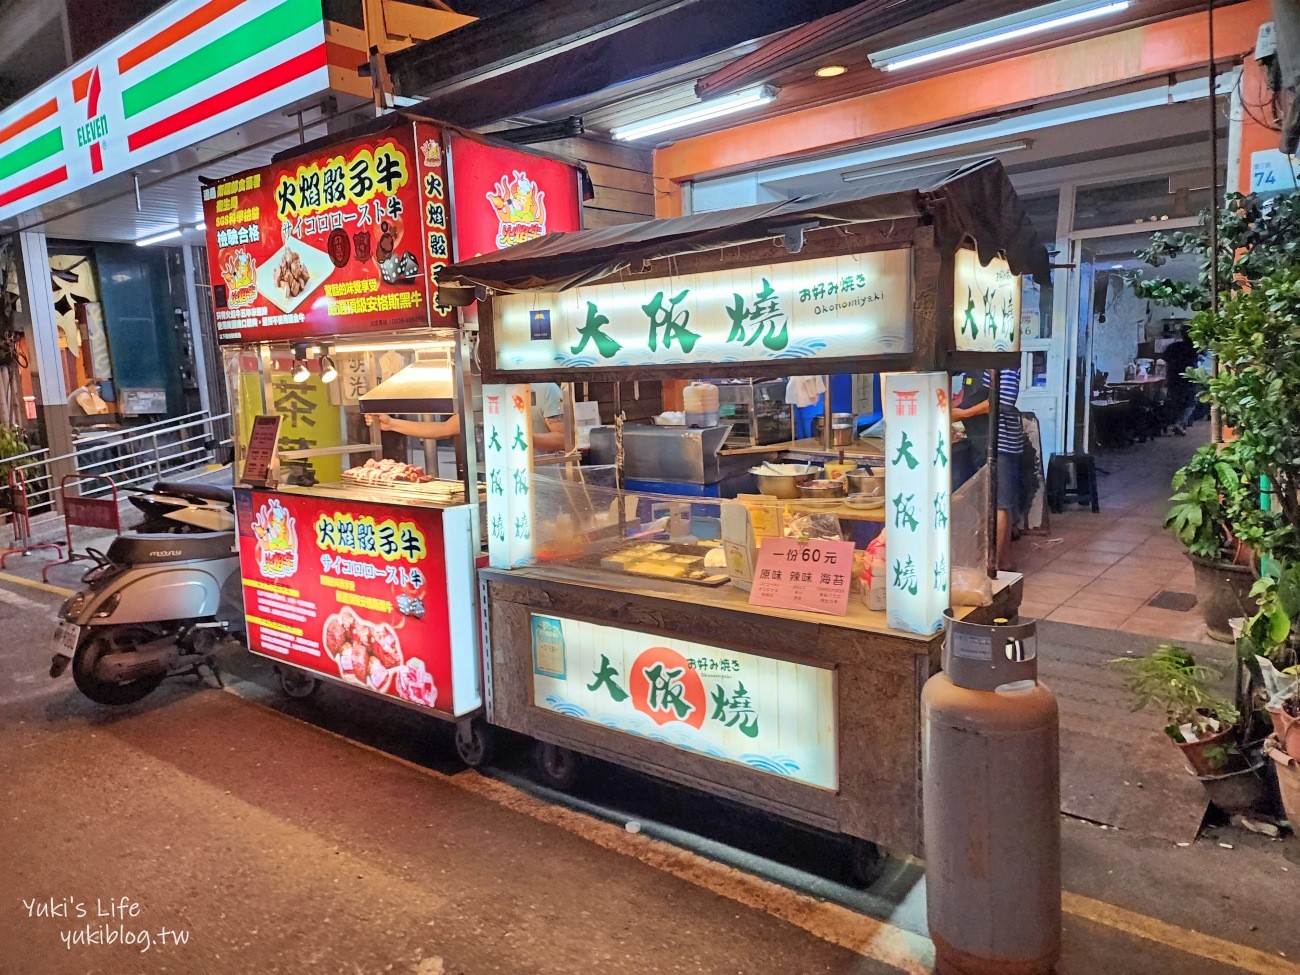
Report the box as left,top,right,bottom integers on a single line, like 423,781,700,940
440,160,1049,874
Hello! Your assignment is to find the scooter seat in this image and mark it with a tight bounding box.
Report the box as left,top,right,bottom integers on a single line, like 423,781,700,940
107,532,235,566
152,481,233,505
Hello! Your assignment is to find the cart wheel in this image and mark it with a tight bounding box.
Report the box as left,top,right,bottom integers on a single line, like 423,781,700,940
847,838,887,888
532,741,583,791
278,667,319,700
454,718,496,768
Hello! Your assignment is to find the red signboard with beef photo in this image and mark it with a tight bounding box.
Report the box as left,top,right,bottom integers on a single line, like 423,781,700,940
235,487,454,714
204,121,453,344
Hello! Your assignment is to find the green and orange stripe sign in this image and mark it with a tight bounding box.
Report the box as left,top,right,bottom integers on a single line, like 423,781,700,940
0,0,328,222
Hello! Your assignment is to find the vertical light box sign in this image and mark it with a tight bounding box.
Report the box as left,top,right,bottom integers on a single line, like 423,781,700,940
953,250,1021,353
503,384,536,567
484,385,511,569
885,373,951,635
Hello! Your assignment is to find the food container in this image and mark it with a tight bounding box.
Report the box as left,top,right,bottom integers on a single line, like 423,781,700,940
813,412,857,438
830,423,855,446
799,478,847,499
749,463,817,500
683,382,720,428
845,470,884,497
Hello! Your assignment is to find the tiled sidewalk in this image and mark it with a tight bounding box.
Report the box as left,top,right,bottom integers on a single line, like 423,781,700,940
1016,426,1211,643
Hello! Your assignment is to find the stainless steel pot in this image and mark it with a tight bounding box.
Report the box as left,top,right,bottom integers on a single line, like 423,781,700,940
799,478,847,499
845,470,884,497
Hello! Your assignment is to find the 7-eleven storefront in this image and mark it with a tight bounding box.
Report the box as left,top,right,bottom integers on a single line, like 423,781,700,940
648,0,1277,463
0,0,370,468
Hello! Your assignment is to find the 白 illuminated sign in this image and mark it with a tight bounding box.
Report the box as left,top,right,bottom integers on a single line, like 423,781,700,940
953,250,1021,353
531,613,837,789
490,251,912,374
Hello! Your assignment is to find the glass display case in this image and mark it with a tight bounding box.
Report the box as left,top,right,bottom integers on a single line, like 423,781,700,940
714,378,791,447
223,328,478,506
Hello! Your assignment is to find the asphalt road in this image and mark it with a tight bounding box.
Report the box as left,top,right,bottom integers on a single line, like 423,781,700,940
1,572,1298,975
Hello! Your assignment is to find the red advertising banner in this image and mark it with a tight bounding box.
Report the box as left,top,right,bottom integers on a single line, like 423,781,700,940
236,487,454,713
205,121,452,344
447,132,583,261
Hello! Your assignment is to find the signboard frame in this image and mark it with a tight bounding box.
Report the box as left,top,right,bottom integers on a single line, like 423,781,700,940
477,238,918,384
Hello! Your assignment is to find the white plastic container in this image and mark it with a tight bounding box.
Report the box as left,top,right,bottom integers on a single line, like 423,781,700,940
683,381,720,428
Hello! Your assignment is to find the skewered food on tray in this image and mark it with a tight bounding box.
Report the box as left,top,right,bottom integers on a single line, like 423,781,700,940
343,458,434,485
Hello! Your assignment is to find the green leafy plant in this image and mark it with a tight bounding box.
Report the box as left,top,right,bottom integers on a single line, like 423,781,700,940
1164,443,1252,561
1113,644,1239,745
0,422,29,513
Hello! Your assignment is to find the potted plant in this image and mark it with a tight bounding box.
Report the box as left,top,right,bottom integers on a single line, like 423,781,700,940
1114,644,1265,813
1163,442,1259,642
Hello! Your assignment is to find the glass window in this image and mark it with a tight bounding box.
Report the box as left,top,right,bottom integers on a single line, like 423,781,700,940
1072,176,1216,231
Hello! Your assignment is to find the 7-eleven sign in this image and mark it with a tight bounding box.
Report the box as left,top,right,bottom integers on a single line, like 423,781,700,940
72,66,108,175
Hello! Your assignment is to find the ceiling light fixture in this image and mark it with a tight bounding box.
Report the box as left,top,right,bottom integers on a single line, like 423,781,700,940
612,86,778,142
841,140,1033,183
136,229,182,247
815,64,847,78
194,221,207,232
869,0,1130,72
318,353,338,384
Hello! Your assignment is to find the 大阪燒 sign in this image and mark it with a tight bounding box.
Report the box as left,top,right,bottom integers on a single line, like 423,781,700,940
490,250,912,375
530,613,837,789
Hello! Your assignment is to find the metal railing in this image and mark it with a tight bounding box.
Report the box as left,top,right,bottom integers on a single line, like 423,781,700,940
4,411,232,524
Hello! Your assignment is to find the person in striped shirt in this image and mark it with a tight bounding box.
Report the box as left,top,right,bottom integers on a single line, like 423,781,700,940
951,369,1023,571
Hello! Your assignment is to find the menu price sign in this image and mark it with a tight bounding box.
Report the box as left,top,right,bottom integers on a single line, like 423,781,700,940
235,488,454,713
241,415,282,486
749,537,855,617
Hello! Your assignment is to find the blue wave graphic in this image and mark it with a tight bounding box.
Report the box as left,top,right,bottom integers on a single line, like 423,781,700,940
739,754,801,777
544,694,590,719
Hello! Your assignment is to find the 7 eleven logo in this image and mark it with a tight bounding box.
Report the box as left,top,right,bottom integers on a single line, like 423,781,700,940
72,66,108,174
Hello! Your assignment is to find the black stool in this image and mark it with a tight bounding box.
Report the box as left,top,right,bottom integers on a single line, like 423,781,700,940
1046,454,1099,513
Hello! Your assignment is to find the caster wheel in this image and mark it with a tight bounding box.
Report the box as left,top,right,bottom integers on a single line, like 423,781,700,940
454,719,496,768
278,667,319,700
532,740,583,791
847,838,887,888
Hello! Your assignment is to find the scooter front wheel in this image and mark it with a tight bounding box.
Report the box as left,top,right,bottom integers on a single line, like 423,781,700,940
72,626,166,706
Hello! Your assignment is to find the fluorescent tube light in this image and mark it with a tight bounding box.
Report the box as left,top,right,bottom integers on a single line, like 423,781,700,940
612,86,778,142
870,0,1130,72
841,140,1033,183
136,229,182,247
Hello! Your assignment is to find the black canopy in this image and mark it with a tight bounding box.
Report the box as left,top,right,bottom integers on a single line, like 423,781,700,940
440,159,1050,293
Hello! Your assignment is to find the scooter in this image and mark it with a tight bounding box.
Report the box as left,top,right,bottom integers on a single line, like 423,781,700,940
50,481,246,706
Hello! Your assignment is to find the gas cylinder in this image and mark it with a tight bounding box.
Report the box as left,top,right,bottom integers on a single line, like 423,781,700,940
922,613,1060,975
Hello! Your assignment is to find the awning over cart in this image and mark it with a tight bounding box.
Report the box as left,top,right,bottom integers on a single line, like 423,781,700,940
439,159,1049,294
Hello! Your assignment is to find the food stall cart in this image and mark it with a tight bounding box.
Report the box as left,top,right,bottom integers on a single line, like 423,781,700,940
439,160,1048,873
204,117,583,758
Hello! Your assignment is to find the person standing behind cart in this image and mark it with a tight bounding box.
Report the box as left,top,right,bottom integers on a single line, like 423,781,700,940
951,369,1023,571
367,382,567,452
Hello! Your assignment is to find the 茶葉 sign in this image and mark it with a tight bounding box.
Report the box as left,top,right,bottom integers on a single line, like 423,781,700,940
530,613,837,789
0,0,328,222
490,250,912,375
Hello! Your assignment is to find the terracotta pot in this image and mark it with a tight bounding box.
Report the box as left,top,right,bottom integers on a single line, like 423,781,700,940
1187,553,1259,644
1266,702,1300,759
1267,740,1300,825
1174,723,1245,776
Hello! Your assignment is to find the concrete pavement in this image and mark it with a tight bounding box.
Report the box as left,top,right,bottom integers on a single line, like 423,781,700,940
1,568,1298,975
